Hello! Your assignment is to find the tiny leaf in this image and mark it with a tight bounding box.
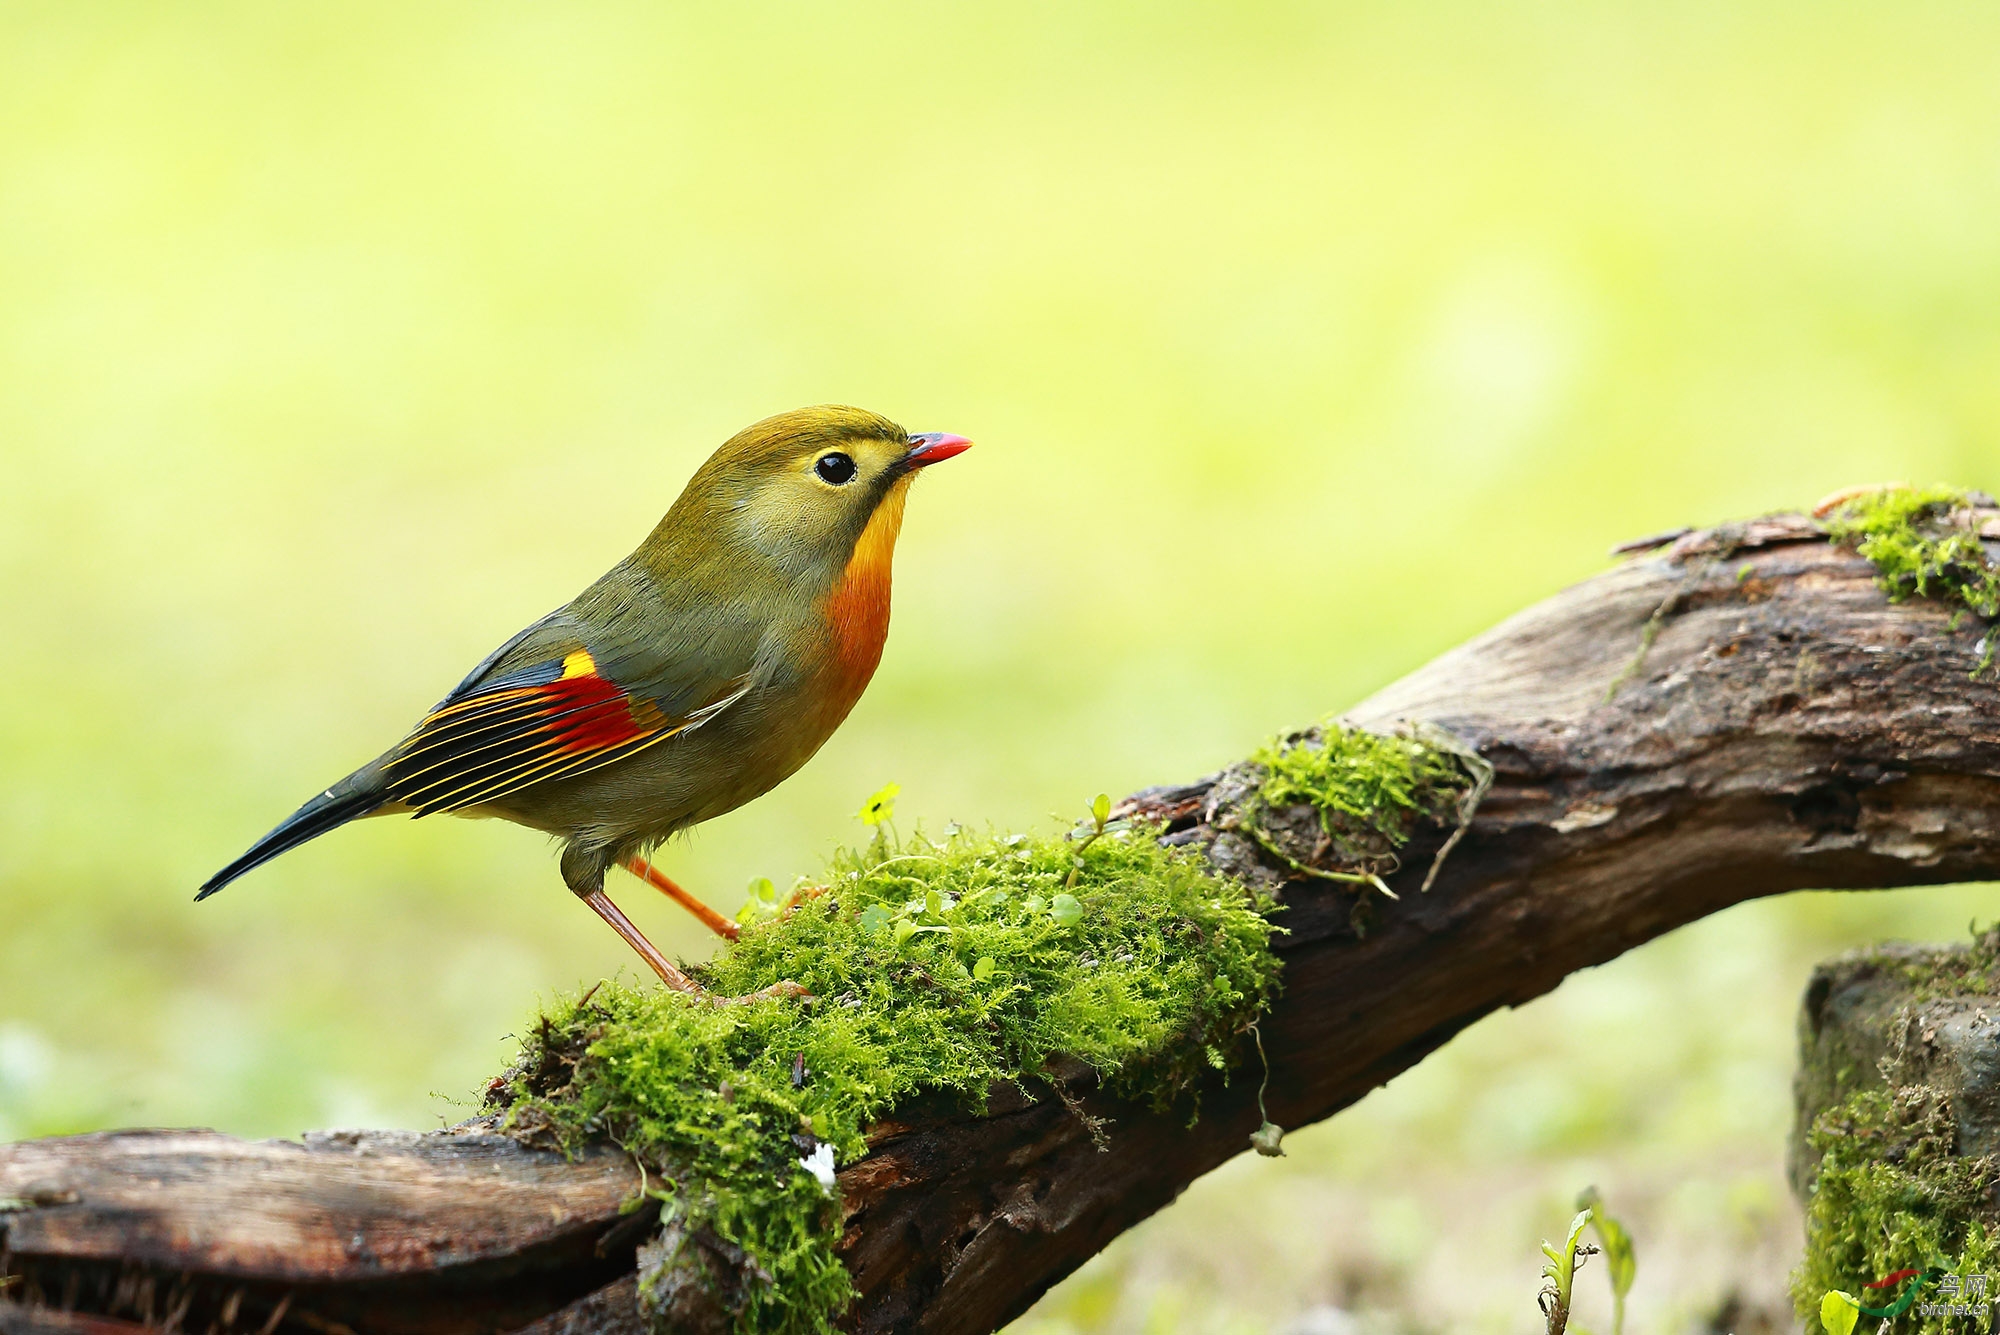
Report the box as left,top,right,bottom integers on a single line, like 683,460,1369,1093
972,956,996,981
1091,793,1112,825
1576,1187,1636,1299
858,905,891,935
1050,892,1084,927
1820,1291,1860,1335
891,919,918,947
735,877,783,924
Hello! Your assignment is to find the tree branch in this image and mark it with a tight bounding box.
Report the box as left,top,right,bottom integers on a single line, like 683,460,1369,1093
8,510,2000,1335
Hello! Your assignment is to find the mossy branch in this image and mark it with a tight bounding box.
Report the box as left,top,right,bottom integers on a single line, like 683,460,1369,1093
8,495,2000,1335
492,826,1279,1335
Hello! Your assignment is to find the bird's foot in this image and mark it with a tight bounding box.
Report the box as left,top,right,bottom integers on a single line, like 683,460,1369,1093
778,883,830,921
1812,481,1913,518
715,979,814,1006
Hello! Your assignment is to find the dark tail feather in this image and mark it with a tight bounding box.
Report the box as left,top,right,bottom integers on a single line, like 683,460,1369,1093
196,777,385,901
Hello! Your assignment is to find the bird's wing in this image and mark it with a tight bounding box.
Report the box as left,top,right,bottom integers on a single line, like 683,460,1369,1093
380,604,757,817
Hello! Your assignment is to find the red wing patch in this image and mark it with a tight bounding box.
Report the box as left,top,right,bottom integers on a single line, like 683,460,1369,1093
383,649,677,815
529,671,663,753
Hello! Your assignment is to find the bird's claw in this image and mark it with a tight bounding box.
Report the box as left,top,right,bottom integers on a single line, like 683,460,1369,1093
1812,482,1912,518
716,979,813,1006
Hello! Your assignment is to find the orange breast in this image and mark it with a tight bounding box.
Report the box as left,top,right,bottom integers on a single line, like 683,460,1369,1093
821,477,911,697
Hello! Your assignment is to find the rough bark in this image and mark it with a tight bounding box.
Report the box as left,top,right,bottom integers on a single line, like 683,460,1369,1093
8,509,2000,1335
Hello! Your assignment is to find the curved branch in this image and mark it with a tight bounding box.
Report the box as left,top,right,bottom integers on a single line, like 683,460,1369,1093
7,512,1999,1335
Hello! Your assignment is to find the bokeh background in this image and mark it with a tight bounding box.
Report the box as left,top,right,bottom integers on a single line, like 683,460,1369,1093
3,3,1998,1330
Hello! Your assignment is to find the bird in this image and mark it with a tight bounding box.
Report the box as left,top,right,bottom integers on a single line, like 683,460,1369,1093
196,405,972,996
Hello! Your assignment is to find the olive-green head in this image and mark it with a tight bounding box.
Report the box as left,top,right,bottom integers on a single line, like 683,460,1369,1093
647,405,972,585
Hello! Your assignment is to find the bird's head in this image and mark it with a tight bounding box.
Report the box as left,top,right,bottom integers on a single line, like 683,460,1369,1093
658,405,972,586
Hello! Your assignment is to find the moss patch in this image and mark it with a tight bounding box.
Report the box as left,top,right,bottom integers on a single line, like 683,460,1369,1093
1852,928,2000,1007
493,821,1280,1335
1825,488,2000,673
1239,721,1476,891
1794,1086,2000,1332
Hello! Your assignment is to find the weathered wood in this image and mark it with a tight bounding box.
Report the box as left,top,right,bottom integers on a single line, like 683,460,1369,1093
1,1131,650,1334
7,509,2000,1334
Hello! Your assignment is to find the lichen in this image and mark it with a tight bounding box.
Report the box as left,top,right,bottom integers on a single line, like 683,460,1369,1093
1238,721,1477,892
1793,1085,2000,1332
492,820,1281,1335
1824,487,2000,674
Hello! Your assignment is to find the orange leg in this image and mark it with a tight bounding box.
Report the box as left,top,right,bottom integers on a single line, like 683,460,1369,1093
578,882,810,1005
576,887,706,994
625,857,740,941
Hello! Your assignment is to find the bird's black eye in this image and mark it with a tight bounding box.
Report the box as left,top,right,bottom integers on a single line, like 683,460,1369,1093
815,452,857,485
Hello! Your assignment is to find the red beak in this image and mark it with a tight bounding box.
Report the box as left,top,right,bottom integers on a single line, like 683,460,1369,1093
906,432,973,467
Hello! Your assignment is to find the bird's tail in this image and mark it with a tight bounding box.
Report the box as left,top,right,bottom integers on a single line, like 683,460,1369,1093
195,771,386,901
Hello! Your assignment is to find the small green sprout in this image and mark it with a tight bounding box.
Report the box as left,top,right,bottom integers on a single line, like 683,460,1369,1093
972,955,996,981
1577,1187,1636,1335
1539,1208,1597,1335
737,876,781,925
1049,892,1084,927
1065,793,1117,890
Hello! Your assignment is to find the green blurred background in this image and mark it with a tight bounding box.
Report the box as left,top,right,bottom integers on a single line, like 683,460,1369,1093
2,2,1997,1330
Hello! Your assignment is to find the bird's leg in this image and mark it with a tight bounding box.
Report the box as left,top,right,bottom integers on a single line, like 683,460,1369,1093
563,847,808,1004
574,885,707,995
564,845,706,992
623,857,740,941
579,889,807,1003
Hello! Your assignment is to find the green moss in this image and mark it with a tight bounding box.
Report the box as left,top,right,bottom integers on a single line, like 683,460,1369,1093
495,821,1280,1335
1855,928,2000,1006
1825,486,2000,628
1794,1086,2000,1332
1241,721,1476,891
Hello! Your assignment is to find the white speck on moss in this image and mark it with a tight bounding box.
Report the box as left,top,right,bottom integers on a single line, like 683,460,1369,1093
802,1142,836,1196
